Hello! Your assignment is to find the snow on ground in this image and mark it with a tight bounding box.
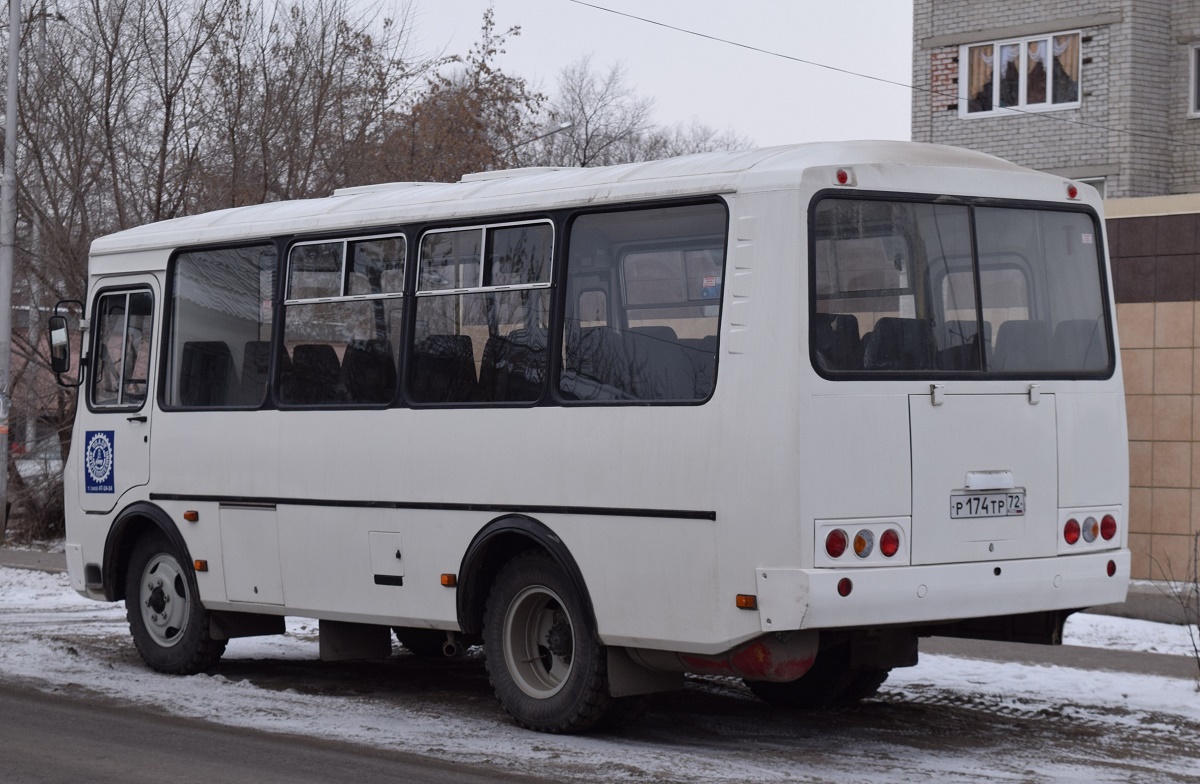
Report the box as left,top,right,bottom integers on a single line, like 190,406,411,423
3,565,1200,783
1064,609,1200,658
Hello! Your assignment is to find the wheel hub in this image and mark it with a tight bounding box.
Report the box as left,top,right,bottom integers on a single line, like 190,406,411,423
146,582,167,614
139,554,190,648
545,618,572,658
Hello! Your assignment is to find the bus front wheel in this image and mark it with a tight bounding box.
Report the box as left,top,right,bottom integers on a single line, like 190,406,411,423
125,533,226,674
482,551,612,733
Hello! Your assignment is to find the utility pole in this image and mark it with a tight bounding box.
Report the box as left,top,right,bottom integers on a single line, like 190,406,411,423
0,0,21,530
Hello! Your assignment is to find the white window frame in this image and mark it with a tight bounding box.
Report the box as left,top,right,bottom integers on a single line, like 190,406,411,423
959,30,1082,118
1189,43,1200,118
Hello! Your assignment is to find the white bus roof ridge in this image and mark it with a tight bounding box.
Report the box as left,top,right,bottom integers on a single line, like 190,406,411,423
459,166,577,182
88,141,1035,260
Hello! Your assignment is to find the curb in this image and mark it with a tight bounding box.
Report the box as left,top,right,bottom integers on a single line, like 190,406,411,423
0,548,67,574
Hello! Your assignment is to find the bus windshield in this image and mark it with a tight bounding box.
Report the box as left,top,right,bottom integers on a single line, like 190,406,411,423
811,196,1112,378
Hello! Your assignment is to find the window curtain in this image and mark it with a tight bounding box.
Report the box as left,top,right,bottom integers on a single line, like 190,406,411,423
967,45,994,113
1052,34,1080,104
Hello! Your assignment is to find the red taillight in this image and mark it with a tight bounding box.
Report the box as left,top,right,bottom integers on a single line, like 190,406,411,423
1067,183,1079,199
826,529,848,559
880,529,900,558
1101,514,1117,541
837,578,853,597
836,168,850,185
1064,518,1081,545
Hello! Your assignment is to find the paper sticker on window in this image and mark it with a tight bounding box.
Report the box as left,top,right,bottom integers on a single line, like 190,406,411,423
700,276,720,299
84,430,115,494
1082,233,1093,244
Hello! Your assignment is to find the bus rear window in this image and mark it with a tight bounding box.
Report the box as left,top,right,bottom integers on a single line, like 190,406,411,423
810,197,1112,378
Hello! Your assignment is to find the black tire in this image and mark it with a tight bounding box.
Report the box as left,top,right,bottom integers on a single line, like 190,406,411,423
745,643,888,709
840,667,890,703
125,533,225,674
483,551,613,733
392,626,449,658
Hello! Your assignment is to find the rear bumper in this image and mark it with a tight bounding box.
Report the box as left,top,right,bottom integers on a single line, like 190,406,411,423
754,549,1130,632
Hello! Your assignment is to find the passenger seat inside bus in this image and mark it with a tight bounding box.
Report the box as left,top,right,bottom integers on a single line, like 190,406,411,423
862,317,935,371
936,319,992,371
179,341,235,406
625,326,697,400
283,344,342,404
1052,318,1107,370
989,320,1051,372
560,326,632,401
409,334,478,403
811,313,863,371
340,339,397,404
478,328,547,402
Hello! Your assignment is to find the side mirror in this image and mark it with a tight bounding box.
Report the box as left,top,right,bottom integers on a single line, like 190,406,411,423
49,315,70,373
47,300,84,387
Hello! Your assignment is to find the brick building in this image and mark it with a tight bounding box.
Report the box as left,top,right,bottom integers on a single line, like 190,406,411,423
913,2,1200,580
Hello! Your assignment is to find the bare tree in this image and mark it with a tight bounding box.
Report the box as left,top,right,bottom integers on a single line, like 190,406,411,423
527,55,752,168
530,55,654,168
379,6,543,182
0,2,751,540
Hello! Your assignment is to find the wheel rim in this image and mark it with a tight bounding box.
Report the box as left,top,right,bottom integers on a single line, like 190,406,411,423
502,584,574,699
139,553,191,648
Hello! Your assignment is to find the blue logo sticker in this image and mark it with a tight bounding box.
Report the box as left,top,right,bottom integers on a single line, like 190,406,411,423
84,431,115,494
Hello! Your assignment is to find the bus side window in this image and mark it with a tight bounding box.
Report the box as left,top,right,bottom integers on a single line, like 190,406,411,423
166,245,276,409
90,290,154,410
560,203,726,404
410,223,551,405
278,236,404,407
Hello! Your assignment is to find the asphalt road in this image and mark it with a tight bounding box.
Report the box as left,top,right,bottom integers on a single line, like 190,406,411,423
0,681,546,784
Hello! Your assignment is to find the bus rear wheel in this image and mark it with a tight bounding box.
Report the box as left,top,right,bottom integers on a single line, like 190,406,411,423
745,643,889,709
482,552,612,733
125,533,225,674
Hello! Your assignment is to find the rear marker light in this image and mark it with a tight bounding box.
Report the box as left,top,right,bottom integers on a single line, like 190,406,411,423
1064,518,1081,545
1066,183,1079,199
1101,514,1117,541
837,578,853,597
853,530,874,558
826,529,848,559
1107,560,1117,577
880,529,900,558
836,168,850,185
1082,516,1099,544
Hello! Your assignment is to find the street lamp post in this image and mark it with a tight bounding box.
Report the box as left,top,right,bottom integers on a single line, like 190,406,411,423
0,0,21,531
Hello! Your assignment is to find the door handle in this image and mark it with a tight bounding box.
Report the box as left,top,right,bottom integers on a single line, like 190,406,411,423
126,415,148,423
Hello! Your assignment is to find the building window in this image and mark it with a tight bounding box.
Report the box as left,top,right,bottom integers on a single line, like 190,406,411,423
961,32,1081,116
1190,43,1200,117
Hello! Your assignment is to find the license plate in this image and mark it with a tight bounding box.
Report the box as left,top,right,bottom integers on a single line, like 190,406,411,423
950,492,1025,519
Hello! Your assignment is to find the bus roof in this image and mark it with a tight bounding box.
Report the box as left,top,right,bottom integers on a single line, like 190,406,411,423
89,141,1034,260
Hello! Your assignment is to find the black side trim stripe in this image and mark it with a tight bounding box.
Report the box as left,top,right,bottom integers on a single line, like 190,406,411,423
148,493,716,522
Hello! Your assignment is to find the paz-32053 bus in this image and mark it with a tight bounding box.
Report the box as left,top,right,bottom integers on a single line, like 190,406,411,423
50,141,1129,733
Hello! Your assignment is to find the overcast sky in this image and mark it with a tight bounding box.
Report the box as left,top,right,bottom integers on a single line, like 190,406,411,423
409,0,915,149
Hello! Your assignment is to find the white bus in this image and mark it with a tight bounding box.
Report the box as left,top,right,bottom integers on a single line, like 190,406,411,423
51,141,1129,733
